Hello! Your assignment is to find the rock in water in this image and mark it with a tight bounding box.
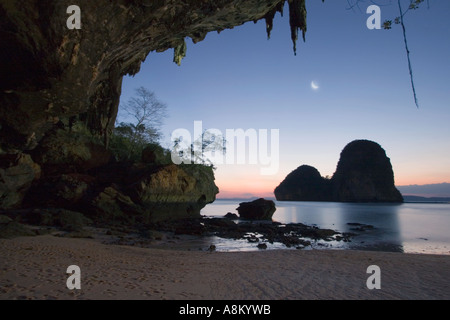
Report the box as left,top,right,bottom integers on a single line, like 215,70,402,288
224,212,239,219
236,198,276,220
274,165,331,201
257,243,268,250
332,140,403,202
274,140,403,203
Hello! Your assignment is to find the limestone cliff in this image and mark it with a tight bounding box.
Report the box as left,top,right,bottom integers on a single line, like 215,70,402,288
0,0,310,219
275,140,404,203
0,0,308,151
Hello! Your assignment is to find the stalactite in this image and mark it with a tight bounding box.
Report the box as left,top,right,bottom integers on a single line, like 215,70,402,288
264,0,312,55
173,0,319,64
173,39,187,66
264,1,285,39
288,0,307,56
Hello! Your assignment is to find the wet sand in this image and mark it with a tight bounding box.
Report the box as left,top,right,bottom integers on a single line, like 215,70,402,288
1,234,449,300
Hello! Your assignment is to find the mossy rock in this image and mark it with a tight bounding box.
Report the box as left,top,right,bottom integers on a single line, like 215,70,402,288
0,219,36,239
54,209,92,232
0,215,13,224
21,209,92,232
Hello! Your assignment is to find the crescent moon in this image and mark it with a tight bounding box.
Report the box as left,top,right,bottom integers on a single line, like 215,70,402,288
311,81,319,90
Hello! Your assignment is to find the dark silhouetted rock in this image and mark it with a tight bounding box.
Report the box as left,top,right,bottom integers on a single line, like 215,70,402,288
274,165,331,201
224,212,239,219
275,140,403,203
236,198,276,220
332,140,403,202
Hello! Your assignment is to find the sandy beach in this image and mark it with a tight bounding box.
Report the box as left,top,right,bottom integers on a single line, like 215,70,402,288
1,234,449,300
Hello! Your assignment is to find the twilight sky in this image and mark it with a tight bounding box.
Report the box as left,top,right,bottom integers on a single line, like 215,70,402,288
120,0,450,198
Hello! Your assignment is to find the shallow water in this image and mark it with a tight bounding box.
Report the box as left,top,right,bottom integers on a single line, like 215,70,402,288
200,199,450,254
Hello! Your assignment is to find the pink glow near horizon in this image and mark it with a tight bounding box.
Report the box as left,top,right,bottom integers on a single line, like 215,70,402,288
213,168,450,199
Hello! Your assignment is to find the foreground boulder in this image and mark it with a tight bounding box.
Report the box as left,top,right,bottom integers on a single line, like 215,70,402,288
0,153,41,210
129,164,218,222
275,140,403,203
0,214,35,239
237,198,276,220
90,163,219,223
24,162,218,224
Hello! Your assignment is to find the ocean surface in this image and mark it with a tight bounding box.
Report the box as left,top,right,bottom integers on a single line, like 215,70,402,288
199,199,450,255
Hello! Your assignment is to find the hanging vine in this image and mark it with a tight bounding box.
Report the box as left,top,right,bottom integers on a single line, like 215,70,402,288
383,0,427,108
349,0,428,108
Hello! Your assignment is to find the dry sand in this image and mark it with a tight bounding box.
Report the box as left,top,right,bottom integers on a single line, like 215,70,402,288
1,234,449,300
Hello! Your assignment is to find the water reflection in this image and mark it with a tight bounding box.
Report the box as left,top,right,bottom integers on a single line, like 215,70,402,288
273,201,404,253
201,200,450,254
337,203,403,253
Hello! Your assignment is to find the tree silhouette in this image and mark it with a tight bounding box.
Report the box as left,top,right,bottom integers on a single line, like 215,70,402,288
110,87,167,161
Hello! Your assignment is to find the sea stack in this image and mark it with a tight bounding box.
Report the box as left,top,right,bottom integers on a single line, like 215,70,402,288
274,140,403,203
274,165,331,201
331,140,403,202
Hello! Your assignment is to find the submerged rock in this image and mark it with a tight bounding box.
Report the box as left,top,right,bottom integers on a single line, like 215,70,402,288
236,198,276,220
347,222,375,232
257,243,268,250
146,216,349,250
224,212,239,219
